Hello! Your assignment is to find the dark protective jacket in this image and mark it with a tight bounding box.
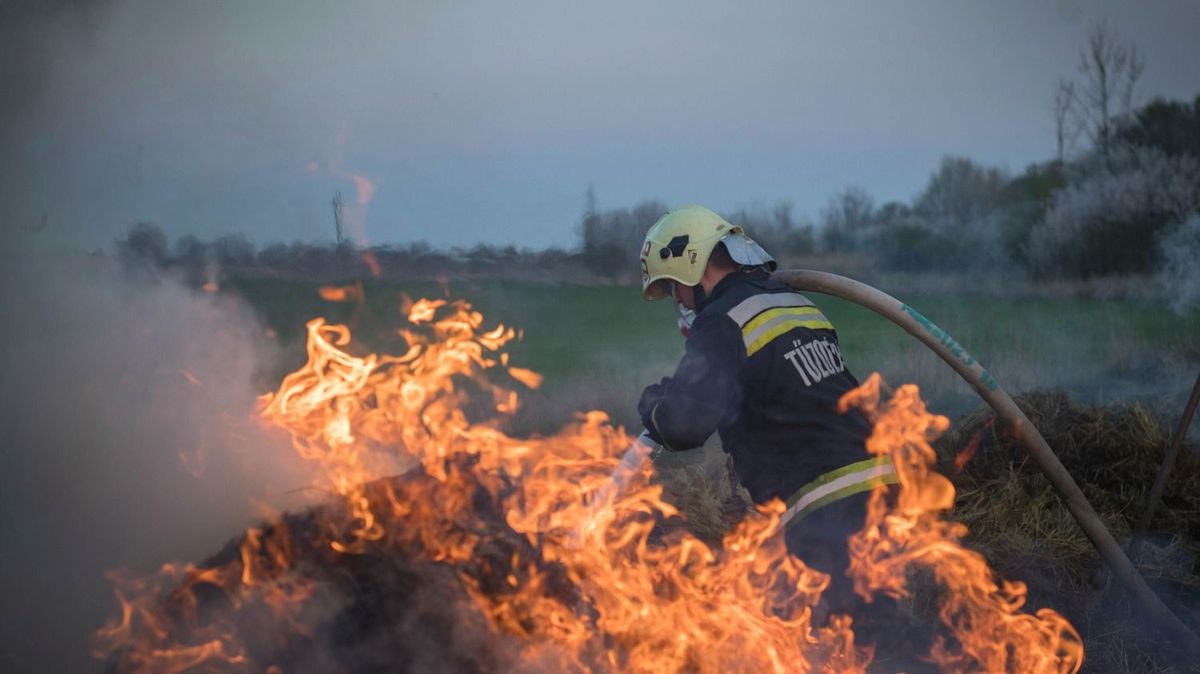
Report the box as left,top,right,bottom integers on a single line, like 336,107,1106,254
639,270,872,504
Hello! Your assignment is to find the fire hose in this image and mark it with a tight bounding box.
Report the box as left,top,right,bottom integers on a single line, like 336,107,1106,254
770,269,1200,656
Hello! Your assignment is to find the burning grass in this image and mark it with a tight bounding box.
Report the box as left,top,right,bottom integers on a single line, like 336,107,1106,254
95,298,1087,673
657,392,1200,673
935,392,1200,673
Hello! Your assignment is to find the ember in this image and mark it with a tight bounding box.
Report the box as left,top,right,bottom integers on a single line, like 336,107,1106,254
95,298,1082,673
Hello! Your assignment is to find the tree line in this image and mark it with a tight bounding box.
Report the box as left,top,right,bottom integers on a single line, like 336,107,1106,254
576,22,1200,308
579,84,1198,282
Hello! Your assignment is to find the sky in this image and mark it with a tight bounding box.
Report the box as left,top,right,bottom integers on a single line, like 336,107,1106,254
2,0,1199,252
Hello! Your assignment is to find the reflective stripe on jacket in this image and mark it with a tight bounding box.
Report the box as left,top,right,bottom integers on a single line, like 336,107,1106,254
780,456,897,527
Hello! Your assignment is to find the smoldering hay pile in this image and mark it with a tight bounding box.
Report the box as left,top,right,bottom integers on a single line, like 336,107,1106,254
94,297,1084,673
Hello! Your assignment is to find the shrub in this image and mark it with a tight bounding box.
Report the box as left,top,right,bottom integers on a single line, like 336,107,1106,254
870,214,1012,274
1116,94,1200,159
1028,150,1200,278
117,222,168,266
870,223,956,272
997,163,1067,267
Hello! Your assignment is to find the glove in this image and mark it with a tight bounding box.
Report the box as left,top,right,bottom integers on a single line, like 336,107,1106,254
637,377,671,443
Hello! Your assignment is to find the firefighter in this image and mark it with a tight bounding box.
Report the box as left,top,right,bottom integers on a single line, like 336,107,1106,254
637,204,894,613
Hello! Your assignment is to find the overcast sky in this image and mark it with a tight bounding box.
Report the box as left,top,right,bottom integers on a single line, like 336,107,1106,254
3,0,1199,252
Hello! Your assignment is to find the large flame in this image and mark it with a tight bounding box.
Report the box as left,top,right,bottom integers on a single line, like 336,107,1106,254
94,298,1082,673
843,379,1083,673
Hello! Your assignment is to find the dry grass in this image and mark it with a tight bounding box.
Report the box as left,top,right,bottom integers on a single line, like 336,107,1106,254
651,447,752,546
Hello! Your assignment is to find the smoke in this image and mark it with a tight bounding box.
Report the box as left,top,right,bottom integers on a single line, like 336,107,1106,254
0,246,313,672
1160,214,1200,315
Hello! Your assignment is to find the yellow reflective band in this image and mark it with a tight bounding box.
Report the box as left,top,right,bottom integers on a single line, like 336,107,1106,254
727,292,815,327
746,319,836,356
741,306,833,357
780,456,897,528
742,305,824,336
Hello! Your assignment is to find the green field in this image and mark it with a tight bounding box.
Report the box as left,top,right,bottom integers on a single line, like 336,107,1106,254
230,277,1200,437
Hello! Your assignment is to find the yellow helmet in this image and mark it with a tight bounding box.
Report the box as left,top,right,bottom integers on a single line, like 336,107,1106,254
639,205,775,300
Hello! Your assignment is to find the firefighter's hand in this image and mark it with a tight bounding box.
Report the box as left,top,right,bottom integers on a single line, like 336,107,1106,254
637,378,671,437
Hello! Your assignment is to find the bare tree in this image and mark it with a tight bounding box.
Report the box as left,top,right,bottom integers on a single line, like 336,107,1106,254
820,186,875,252
914,156,1008,227
579,184,599,256
584,183,597,219
826,186,875,228
772,201,794,231
1069,20,1144,172
1053,80,1080,163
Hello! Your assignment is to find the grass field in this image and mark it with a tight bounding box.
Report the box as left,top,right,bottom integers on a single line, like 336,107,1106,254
230,276,1200,437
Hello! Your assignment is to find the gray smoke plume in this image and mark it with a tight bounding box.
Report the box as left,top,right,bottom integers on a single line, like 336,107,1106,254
0,244,313,672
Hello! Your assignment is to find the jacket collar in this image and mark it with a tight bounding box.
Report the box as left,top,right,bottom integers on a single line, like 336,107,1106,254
696,269,770,313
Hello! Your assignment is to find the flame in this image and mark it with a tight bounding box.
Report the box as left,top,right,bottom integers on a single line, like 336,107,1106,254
94,298,1082,673
843,376,1083,673
349,174,375,206
317,283,364,303
317,286,349,302
952,433,981,474
508,366,543,390
361,249,382,278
